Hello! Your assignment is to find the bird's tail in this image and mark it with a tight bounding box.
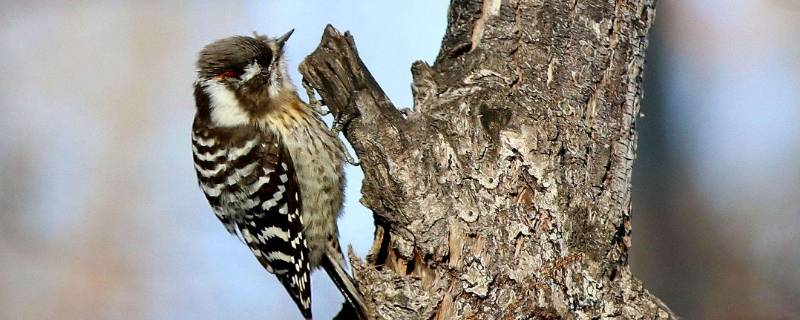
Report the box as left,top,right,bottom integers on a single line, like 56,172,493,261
322,245,369,320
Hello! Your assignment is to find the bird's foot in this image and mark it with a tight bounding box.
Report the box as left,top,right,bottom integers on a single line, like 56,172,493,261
303,80,329,116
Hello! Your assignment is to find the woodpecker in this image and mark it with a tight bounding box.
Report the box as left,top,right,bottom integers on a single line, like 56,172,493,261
191,30,366,319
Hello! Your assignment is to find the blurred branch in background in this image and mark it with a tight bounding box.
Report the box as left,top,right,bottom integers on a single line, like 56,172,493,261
0,145,36,245
632,25,760,318
632,1,800,319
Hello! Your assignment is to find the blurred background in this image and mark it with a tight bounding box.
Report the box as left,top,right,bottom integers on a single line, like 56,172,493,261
0,1,797,319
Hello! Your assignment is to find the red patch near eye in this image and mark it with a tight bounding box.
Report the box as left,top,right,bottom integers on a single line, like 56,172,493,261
218,70,238,78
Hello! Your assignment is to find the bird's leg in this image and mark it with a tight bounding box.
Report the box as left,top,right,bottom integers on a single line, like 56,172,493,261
303,80,360,166
331,116,360,167
303,80,329,116
331,97,360,166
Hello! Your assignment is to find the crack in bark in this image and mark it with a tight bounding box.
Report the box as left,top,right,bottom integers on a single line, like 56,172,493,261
509,0,525,90
585,0,624,121
470,0,502,51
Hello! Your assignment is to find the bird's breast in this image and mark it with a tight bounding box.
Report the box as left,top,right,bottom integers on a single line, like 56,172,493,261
262,107,346,268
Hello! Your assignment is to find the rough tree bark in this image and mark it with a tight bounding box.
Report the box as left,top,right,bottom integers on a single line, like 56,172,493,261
299,0,675,319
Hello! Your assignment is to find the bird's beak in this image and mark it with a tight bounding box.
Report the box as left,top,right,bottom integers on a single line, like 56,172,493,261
275,29,294,49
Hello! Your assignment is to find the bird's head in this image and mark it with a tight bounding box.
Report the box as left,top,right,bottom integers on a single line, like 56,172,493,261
194,30,296,126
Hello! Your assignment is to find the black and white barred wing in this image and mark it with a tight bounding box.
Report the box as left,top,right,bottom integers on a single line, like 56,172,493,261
192,125,236,234
241,138,311,319
192,127,311,319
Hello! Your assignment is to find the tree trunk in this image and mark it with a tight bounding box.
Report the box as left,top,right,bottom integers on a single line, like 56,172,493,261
299,0,675,319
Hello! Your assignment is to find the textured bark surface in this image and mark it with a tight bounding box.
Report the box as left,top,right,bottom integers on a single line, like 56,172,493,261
299,0,675,319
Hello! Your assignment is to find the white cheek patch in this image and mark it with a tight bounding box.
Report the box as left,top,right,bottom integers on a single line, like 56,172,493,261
268,65,281,98
268,58,296,98
204,80,249,127
240,61,262,82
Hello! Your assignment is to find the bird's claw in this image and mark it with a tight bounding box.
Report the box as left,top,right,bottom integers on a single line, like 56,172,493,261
329,112,360,166
303,80,329,116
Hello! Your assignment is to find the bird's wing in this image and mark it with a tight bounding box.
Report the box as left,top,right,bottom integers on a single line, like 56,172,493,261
238,132,311,319
192,121,239,235
192,122,311,319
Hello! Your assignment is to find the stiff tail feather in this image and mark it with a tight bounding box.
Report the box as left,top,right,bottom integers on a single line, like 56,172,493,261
322,247,369,320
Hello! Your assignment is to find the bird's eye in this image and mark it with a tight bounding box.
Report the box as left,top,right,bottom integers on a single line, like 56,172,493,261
217,69,239,78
